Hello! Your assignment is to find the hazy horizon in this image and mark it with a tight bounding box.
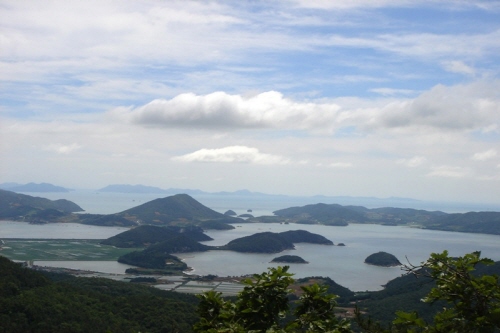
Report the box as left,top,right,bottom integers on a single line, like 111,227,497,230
1,1,499,204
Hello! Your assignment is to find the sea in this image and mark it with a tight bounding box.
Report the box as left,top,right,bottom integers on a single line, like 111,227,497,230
2,190,500,291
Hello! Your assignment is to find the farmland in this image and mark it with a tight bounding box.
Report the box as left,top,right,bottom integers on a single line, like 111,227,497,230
0,239,140,261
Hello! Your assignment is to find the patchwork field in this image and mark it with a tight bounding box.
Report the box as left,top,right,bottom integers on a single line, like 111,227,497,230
0,239,141,261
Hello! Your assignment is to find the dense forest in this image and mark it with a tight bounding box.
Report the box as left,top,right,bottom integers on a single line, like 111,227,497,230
0,256,199,332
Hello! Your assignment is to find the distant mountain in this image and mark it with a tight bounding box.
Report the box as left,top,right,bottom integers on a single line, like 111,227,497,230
266,203,446,227
0,189,83,221
5,182,70,193
273,203,367,226
113,193,238,225
426,212,500,234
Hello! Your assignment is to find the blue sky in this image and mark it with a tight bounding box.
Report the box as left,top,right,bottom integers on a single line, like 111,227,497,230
1,0,500,204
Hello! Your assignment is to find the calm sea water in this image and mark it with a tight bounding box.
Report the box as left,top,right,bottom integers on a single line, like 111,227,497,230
3,191,500,291
176,223,500,291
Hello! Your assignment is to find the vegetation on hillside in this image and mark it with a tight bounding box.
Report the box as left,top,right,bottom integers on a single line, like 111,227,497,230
279,230,334,245
0,256,199,332
223,232,295,253
1,250,499,332
0,189,83,222
117,234,212,270
114,193,237,225
101,225,212,248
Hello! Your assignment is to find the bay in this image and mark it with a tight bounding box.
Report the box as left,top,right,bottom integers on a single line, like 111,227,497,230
3,191,500,291
0,221,129,239
176,223,500,291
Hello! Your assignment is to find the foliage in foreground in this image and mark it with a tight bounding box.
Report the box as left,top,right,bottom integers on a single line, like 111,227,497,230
194,251,500,333
0,256,199,333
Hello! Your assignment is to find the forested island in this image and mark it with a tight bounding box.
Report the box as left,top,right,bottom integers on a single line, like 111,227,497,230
271,255,308,264
364,251,402,267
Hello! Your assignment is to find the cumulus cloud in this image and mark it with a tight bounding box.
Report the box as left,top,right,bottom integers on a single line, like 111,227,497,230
114,91,342,131
360,80,500,131
171,146,290,165
472,149,497,161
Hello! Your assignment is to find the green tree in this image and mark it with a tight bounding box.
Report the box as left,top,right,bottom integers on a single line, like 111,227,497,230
194,266,352,333
357,251,500,333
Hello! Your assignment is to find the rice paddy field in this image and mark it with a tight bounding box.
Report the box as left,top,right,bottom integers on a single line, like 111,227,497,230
0,239,141,261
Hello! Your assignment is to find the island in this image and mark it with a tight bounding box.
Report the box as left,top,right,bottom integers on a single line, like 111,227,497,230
364,251,401,267
271,255,308,264
221,230,333,253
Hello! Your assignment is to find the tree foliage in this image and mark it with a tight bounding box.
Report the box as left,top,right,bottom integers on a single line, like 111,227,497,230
194,266,351,332
357,251,500,333
195,252,500,333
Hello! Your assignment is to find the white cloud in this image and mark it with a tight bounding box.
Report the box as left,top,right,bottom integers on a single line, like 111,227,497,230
114,91,342,132
360,80,500,131
44,143,82,154
171,146,290,165
397,156,426,167
472,149,497,161
112,80,500,135
442,60,476,75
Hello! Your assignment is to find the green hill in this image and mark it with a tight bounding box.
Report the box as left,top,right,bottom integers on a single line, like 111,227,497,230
0,256,199,332
273,203,367,225
425,211,500,234
0,189,83,221
101,225,212,248
279,230,333,245
222,230,334,253
271,255,308,264
117,235,211,271
224,232,295,253
114,193,236,225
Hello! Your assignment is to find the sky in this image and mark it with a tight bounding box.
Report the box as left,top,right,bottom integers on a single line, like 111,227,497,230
1,0,500,204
